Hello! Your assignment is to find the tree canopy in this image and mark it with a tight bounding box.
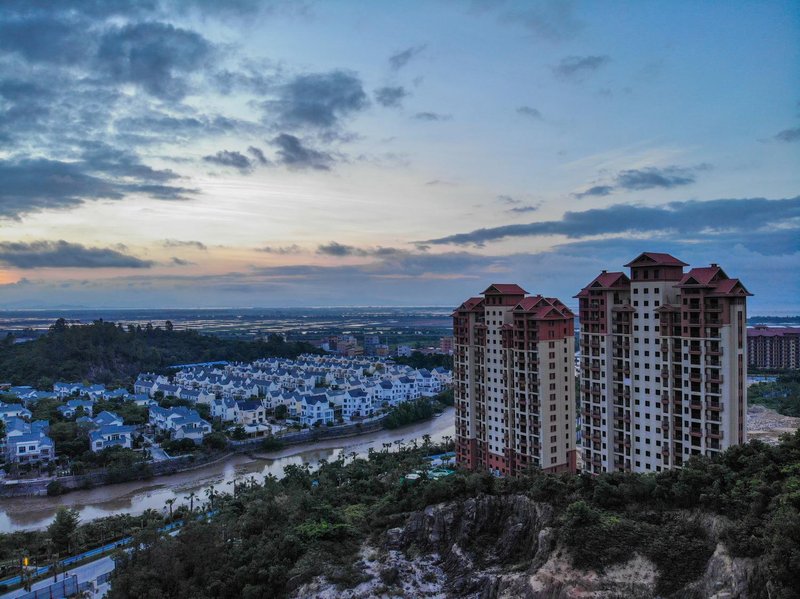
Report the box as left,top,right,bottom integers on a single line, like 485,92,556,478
0,320,321,387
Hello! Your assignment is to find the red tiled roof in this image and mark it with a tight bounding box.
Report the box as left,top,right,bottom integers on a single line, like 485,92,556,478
575,271,629,297
513,296,573,319
624,252,688,267
678,266,723,286
710,278,752,296
451,296,484,316
481,283,527,295
748,326,800,337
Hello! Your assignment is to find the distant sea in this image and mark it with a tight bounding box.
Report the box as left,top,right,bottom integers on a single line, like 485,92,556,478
0,307,454,339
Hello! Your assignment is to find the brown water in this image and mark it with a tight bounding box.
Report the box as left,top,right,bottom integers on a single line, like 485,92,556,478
0,409,455,532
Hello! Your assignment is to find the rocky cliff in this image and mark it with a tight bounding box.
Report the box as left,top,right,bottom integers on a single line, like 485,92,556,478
292,494,756,599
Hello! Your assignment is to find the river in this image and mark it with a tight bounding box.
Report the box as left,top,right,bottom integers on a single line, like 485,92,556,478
0,409,455,533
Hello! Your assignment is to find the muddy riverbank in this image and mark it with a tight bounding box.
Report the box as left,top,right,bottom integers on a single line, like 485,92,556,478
0,408,455,533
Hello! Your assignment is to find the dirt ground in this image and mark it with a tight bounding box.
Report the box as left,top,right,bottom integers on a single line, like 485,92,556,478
746,404,800,445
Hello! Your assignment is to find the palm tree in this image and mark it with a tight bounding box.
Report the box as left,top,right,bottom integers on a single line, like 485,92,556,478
205,485,217,510
442,435,453,451
165,498,176,519
422,434,432,454
227,478,239,498
184,492,197,513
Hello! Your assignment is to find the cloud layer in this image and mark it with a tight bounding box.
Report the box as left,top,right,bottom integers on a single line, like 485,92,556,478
423,196,800,249
0,241,153,268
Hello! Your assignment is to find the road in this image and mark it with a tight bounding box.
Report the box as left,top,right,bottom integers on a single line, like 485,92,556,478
1,556,114,599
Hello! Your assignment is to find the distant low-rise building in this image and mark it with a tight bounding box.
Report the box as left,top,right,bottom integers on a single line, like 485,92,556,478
149,406,211,444
89,425,136,452
57,399,94,419
5,432,54,465
235,400,266,426
0,403,32,421
748,326,800,369
300,395,334,426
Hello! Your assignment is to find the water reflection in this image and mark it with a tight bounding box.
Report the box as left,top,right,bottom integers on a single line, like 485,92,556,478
0,409,455,532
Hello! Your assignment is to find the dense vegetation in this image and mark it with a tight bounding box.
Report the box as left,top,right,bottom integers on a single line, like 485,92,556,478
383,391,452,429
0,319,321,387
393,352,452,371
748,371,800,417
97,431,800,598
0,509,164,582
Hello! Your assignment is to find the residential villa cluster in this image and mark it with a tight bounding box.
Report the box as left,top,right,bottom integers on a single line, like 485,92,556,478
0,355,452,470
137,354,452,436
454,252,753,477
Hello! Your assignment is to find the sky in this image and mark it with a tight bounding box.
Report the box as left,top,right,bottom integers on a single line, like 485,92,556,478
0,0,798,313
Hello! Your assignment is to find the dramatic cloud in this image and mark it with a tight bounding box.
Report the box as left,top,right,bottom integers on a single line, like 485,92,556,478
257,244,301,254
508,205,540,214
170,257,194,266
573,185,614,198
572,165,708,198
78,142,180,182
414,112,452,121
317,242,365,256
316,242,405,258
774,127,800,143
162,239,207,250
247,146,270,165
516,106,542,119
423,197,800,248
374,86,409,108
96,22,213,100
554,55,610,79
615,166,699,190
266,71,368,130
388,45,426,70
0,15,92,65
0,240,153,269
203,150,254,173
271,134,334,170
0,157,195,219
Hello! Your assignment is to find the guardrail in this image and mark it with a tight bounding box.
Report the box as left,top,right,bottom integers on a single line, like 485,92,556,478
0,518,185,590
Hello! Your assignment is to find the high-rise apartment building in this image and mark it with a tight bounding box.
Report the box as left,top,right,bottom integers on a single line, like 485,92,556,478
577,252,751,475
453,284,577,476
747,326,800,369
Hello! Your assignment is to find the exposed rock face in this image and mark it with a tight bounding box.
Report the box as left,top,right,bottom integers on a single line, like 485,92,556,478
291,495,757,599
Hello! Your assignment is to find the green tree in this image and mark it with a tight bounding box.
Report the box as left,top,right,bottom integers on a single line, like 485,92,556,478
48,507,79,554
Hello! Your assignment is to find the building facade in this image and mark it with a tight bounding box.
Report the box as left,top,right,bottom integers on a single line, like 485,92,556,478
577,252,751,475
453,284,577,476
747,327,800,369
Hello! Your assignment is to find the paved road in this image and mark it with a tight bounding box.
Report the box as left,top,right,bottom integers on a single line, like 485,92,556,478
1,556,114,599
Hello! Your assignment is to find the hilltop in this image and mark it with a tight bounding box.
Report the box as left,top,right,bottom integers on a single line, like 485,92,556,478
106,432,800,599
0,319,321,388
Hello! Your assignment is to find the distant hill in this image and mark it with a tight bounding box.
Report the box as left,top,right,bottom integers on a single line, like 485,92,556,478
0,319,321,388
748,316,800,324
